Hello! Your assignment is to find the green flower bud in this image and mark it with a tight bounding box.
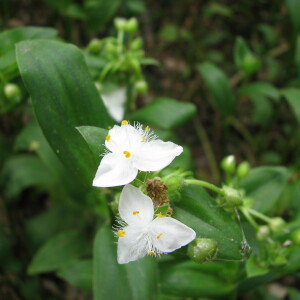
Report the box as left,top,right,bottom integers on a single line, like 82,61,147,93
237,161,250,179
87,39,101,54
105,42,118,56
130,38,143,51
256,225,270,241
129,58,141,73
163,175,184,194
243,53,261,74
134,80,148,94
221,186,243,207
291,229,300,245
125,18,138,33
4,83,21,102
188,238,218,264
221,155,236,174
114,18,127,31
269,217,286,234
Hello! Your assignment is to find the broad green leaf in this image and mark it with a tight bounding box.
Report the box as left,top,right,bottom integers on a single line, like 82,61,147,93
250,95,273,127
28,230,88,275
16,40,112,185
94,224,158,300
130,98,196,129
286,0,300,33
198,62,234,116
238,82,280,102
281,88,300,124
57,259,92,291
234,37,261,74
1,155,54,197
84,0,122,33
240,167,290,214
246,254,270,278
160,260,236,297
174,185,244,260
76,126,107,158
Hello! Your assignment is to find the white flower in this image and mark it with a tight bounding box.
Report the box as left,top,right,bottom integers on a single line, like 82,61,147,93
116,184,196,264
101,86,126,122
92,121,183,187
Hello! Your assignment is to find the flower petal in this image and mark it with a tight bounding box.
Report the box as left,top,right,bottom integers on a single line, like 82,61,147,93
149,217,196,253
92,153,138,187
119,184,154,226
117,225,148,264
105,124,142,154
133,140,183,172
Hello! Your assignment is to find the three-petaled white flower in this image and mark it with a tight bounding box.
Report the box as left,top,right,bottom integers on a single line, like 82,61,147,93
116,184,196,264
93,121,183,187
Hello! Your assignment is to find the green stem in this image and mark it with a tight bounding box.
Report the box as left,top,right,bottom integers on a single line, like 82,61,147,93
240,208,259,229
247,208,272,223
185,179,225,196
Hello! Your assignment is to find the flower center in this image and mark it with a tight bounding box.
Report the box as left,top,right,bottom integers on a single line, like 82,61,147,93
145,125,150,130
155,213,163,218
132,211,139,215
156,233,163,239
148,251,155,255
105,135,111,142
118,230,126,237
121,120,129,125
123,151,131,158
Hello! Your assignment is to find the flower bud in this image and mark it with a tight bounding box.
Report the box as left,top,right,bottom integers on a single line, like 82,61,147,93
134,80,148,94
243,53,261,74
87,39,101,54
130,38,143,51
188,238,218,264
237,161,250,179
291,229,300,245
256,225,270,241
221,186,243,207
269,217,286,233
4,83,21,102
105,42,118,56
221,155,236,174
129,58,141,73
163,175,184,194
114,18,127,31
125,18,138,33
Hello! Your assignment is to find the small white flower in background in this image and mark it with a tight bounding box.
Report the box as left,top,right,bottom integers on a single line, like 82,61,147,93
101,86,126,122
93,121,183,187
115,184,196,264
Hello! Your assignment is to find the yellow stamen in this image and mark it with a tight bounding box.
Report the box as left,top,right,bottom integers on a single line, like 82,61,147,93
123,151,131,158
145,125,150,130
141,136,146,142
132,211,140,215
156,233,163,239
156,213,163,218
148,251,155,255
121,120,129,125
118,230,126,237
105,135,111,142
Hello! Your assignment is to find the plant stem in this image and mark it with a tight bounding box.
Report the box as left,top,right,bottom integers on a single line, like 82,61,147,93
247,208,272,223
240,208,259,229
185,179,225,196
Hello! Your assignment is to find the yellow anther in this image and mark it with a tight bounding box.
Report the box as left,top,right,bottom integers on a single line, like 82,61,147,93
105,135,111,142
132,211,140,215
145,125,150,130
156,213,163,218
121,120,129,125
148,251,155,255
141,136,146,142
156,233,163,239
118,230,126,237
123,151,131,158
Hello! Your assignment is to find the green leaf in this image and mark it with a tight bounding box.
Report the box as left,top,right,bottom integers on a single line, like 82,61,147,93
160,260,236,297
94,224,158,300
286,0,300,33
130,98,196,129
84,0,122,33
281,88,300,124
246,254,270,278
240,167,290,214
238,82,280,102
233,37,261,74
174,185,244,260
198,62,234,116
16,40,112,186
250,95,273,127
57,259,92,291
28,230,88,275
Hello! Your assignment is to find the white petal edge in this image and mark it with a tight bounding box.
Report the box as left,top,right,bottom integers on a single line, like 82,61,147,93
133,140,183,172
149,217,196,253
92,153,138,187
119,184,154,226
117,225,148,264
